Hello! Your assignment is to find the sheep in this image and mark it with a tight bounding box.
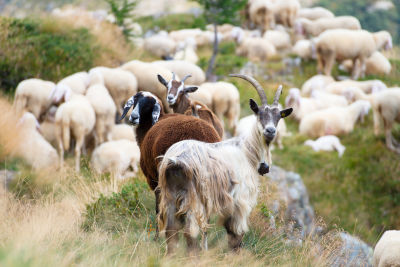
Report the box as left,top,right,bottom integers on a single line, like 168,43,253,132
236,37,277,61
57,71,90,95
299,100,371,138
40,106,58,148
173,41,199,64
88,67,138,117
301,74,335,96
199,81,241,134
340,51,392,76
152,60,205,85
285,88,348,121
263,30,291,51
13,78,55,120
373,230,400,267
292,39,315,60
325,80,387,95
119,91,221,235
272,0,300,27
367,89,400,153
91,139,140,179
248,0,275,31
297,7,334,20
111,124,135,142
120,60,176,113
85,71,117,146
143,33,177,58
316,29,393,79
310,90,349,106
157,75,292,254
158,73,224,138
187,84,213,108
304,135,346,157
54,85,96,171
14,112,58,170
295,16,361,37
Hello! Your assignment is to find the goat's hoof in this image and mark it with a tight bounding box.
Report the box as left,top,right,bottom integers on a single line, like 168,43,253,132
258,162,269,175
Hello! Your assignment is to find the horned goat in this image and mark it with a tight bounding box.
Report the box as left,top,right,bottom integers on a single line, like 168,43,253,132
157,74,292,254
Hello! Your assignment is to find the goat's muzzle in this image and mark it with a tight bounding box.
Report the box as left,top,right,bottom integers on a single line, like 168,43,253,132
258,162,269,175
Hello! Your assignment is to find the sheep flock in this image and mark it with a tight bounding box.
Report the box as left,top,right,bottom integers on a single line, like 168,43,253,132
3,0,400,263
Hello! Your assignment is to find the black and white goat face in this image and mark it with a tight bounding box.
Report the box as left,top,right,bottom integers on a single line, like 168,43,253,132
120,91,161,126
157,73,197,106
230,74,293,145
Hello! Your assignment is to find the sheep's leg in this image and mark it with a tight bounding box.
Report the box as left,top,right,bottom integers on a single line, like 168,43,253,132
58,138,64,168
373,109,381,136
224,217,244,252
75,134,84,172
324,52,335,77
385,126,397,152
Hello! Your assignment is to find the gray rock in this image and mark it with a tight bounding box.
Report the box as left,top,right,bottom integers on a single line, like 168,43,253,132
0,170,17,190
331,232,373,267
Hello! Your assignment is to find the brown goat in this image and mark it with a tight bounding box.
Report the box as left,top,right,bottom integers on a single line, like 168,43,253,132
158,73,224,138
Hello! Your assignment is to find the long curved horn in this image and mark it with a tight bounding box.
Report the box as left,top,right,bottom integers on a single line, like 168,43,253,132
172,72,176,81
229,74,267,105
181,74,192,83
273,85,283,106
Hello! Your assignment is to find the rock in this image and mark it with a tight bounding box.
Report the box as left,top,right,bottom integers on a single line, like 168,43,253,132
331,232,373,267
0,170,17,190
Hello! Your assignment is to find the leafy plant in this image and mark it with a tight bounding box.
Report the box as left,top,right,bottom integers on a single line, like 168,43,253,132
105,0,138,39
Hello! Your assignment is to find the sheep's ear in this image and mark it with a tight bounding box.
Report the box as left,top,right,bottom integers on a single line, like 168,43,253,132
157,74,168,88
280,108,293,118
119,96,135,121
151,103,161,125
249,99,259,114
183,86,198,94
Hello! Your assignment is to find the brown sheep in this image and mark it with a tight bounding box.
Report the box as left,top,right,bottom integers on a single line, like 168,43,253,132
157,73,224,139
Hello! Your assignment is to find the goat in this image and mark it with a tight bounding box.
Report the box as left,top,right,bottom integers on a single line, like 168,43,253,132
157,74,292,254
157,72,224,138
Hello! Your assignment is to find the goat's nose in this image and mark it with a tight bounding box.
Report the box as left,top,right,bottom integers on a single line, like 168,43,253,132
167,95,174,101
266,127,276,135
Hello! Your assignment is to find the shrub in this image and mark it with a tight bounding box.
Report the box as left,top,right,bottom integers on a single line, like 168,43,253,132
0,17,98,94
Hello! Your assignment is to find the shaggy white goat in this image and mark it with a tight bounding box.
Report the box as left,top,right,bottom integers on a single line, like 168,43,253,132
304,135,346,157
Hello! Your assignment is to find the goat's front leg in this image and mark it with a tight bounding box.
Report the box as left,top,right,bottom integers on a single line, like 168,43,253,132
224,217,244,252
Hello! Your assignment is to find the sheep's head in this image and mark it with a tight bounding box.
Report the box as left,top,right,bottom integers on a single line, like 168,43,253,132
285,88,301,108
49,83,72,105
230,74,292,145
119,91,162,126
157,73,197,106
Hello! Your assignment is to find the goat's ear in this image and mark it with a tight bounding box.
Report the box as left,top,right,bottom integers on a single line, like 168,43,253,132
280,108,293,118
151,103,161,125
157,74,168,88
249,99,259,114
183,86,198,94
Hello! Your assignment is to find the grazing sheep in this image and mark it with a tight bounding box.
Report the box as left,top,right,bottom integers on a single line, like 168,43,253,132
157,75,292,254
301,74,335,96
152,60,205,85
119,91,221,232
316,29,393,79
325,80,387,95
236,37,277,61
54,85,96,171
144,33,177,58
304,135,346,157
340,51,392,76
57,71,90,95
295,16,361,37
298,7,334,20
373,230,400,267
85,71,117,146
187,84,213,108
121,60,177,112
299,100,371,138
248,0,275,31
272,0,300,27
89,67,138,116
292,39,316,60
310,90,349,106
173,40,199,64
91,139,140,179
13,78,55,120
111,124,135,142
200,81,241,133
158,73,224,138
263,30,291,51
40,106,58,148
14,112,58,170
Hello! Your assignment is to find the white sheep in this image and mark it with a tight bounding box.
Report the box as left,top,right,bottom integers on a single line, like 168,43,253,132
173,39,199,64
54,85,96,171
57,71,90,95
121,60,177,112
187,84,213,108
85,71,117,146
144,33,177,58
111,124,136,142
304,135,346,157
88,67,138,116
301,74,335,96
292,39,316,60
297,7,335,20
248,0,275,31
310,89,349,106
272,0,301,27
14,112,58,170
151,60,205,85
91,139,140,179
299,100,371,138
263,30,291,51
39,106,58,148
373,230,400,267
295,16,361,37
13,78,55,120
236,37,277,61
325,80,387,96
316,29,393,79
340,51,392,76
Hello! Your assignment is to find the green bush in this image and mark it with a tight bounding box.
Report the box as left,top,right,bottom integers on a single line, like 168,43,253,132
137,13,207,33
0,17,99,94
82,180,149,232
